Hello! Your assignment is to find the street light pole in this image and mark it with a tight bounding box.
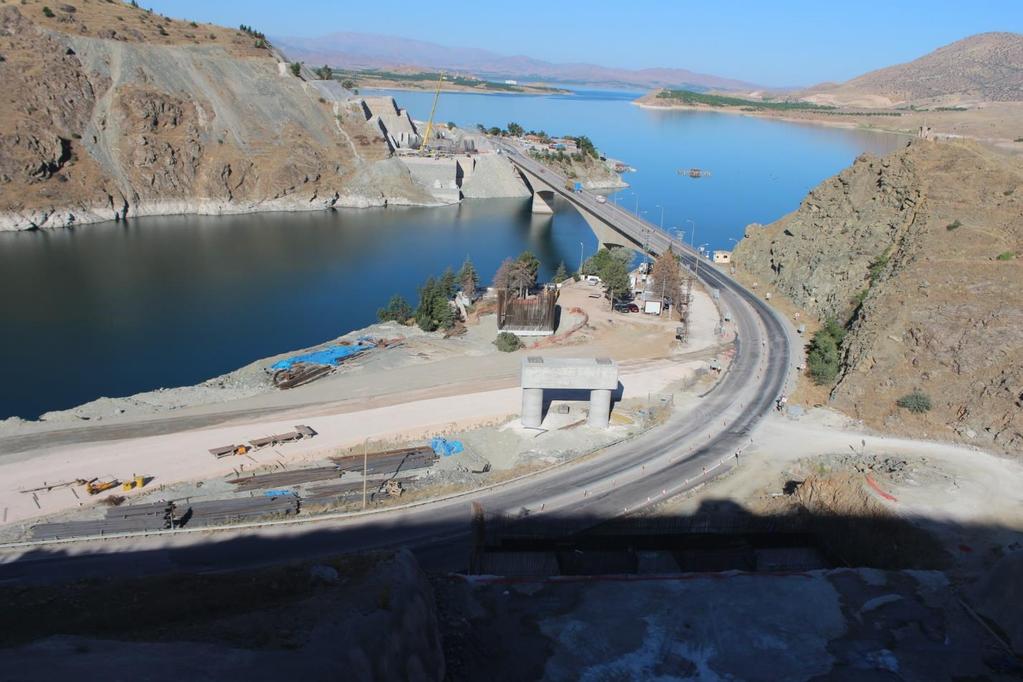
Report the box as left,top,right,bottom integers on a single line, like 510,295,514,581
579,241,585,273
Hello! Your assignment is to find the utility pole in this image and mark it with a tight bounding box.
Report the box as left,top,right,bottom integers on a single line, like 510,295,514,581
579,241,585,273
362,439,368,509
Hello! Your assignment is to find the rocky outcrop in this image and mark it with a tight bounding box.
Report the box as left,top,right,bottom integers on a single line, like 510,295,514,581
0,1,433,230
735,140,1023,453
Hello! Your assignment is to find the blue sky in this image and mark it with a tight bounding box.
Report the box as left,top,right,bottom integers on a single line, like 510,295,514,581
147,1,1022,86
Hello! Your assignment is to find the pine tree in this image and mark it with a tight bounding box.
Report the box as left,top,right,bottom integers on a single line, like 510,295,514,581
458,256,478,297
553,261,568,283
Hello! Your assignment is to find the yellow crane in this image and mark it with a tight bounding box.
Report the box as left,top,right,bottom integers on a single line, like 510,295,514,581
420,73,445,153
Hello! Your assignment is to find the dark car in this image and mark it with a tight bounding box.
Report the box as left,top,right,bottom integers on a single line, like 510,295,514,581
614,302,640,313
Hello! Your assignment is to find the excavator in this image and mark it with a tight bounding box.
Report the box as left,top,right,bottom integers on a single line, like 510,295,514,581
84,478,119,495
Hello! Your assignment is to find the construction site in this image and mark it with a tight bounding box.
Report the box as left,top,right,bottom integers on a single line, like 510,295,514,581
0,276,729,544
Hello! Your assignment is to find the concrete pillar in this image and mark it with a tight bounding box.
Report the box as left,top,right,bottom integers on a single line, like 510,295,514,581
587,388,612,428
531,191,554,215
522,388,544,428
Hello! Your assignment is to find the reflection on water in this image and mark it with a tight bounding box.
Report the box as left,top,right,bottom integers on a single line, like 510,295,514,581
0,90,905,419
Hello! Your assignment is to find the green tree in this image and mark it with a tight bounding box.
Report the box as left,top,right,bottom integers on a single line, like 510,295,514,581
458,256,479,297
517,251,540,283
487,126,502,136
42,6,55,17
806,327,838,386
316,64,332,80
493,257,535,298
507,122,524,136
289,62,302,77
341,79,356,90
377,294,412,324
582,247,632,280
553,261,568,283
439,267,458,299
601,258,630,301
415,276,455,331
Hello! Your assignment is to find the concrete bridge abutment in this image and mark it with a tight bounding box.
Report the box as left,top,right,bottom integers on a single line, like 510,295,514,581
520,357,619,429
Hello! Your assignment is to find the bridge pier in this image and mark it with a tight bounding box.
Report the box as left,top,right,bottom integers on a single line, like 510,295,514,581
531,189,555,215
511,162,644,252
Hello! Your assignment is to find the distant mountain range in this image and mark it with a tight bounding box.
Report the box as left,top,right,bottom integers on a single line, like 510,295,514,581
796,32,1023,106
272,32,761,92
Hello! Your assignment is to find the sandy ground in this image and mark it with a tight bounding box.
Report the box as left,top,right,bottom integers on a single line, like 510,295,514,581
654,407,1023,575
0,281,728,528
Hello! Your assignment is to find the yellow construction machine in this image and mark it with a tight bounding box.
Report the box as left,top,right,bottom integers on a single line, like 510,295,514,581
84,478,119,495
121,474,147,492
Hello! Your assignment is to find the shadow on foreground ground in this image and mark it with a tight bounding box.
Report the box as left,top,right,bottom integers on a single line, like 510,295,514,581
0,499,1020,680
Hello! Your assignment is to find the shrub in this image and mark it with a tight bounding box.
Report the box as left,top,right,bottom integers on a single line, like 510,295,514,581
289,62,302,77
996,251,1015,261
495,332,523,352
945,219,962,231
42,6,54,17
896,391,932,413
805,317,846,385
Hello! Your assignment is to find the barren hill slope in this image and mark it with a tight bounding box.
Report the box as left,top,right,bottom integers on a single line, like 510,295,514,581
801,32,1023,106
0,0,431,230
734,140,1023,453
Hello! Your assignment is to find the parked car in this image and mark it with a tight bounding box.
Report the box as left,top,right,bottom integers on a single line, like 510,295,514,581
595,195,607,204
614,302,640,313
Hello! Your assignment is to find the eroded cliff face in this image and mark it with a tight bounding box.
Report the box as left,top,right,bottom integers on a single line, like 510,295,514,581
735,140,1023,453
0,1,433,230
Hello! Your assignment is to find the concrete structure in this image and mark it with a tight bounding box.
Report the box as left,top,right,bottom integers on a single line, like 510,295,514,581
713,250,732,264
360,96,421,151
520,357,619,428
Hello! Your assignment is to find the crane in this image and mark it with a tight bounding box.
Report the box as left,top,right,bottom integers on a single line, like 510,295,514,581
420,73,445,153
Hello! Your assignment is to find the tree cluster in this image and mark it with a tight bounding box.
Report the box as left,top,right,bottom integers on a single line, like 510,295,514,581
582,248,632,301
289,62,302,77
238,24,266,40
316,64,333,80
378,257,480,332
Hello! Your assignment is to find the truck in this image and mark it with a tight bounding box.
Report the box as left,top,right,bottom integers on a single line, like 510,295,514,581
574,181,583,193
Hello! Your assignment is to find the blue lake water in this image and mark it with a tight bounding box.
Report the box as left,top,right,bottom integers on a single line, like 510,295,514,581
0,88,904,419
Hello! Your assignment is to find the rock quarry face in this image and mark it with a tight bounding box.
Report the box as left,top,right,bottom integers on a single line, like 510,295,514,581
0,0,432,230
734,140,1023,453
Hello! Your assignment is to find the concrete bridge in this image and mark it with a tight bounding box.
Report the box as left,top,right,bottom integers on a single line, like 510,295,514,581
499,142,659,252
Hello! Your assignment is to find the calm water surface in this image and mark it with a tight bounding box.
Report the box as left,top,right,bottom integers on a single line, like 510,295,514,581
0,89,904,418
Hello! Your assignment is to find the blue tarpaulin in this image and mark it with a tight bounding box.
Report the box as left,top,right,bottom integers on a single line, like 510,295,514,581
270,343,373,371
431,437,464,456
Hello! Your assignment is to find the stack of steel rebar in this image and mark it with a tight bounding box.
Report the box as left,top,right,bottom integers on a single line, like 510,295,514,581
178,495,299,528
330,446,437,476
31,501,175,539
227,466,342,492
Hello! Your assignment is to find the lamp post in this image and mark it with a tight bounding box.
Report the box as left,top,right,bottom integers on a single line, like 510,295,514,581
579,241,585,274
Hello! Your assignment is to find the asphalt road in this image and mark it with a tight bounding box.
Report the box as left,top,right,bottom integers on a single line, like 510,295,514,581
0,146,794,583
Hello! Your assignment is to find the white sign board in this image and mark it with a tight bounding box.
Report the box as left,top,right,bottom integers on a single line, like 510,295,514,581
644,300,662,315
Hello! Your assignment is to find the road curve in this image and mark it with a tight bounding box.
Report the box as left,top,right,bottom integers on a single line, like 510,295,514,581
0,146,794,582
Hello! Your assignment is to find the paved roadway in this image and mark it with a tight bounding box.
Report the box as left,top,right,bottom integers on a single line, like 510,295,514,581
0,146,795,582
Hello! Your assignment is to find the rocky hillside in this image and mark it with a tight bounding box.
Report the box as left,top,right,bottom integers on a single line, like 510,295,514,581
801,32,1023,107
0,0,432,230
734,140,1023,453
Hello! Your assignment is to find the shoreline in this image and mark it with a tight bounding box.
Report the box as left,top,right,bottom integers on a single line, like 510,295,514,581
358,84,573,97
0,192,450,233
633,99,1023,150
